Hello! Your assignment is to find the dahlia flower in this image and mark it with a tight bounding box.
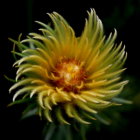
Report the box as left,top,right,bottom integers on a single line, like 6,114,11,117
9,9,128,124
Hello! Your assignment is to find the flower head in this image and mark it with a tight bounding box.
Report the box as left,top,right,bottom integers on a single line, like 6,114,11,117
9,9,128,124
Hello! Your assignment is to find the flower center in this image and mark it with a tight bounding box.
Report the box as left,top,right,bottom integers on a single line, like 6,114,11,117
52,58,86,92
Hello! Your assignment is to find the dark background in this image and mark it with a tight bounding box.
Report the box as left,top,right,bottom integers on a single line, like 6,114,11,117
0,0,140,140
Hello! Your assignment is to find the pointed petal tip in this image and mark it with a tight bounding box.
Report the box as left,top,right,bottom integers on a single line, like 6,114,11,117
114,28,117,32
53,11,59,15
114,28,117,35
90,8,95,14
9,89,12,93
13,96,16,102
124,80,129,84
35,20,40,23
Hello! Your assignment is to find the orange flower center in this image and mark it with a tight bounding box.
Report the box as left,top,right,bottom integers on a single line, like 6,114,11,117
52,58,86,92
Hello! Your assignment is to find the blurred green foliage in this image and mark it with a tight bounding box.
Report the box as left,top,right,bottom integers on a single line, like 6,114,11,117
103,0,140,29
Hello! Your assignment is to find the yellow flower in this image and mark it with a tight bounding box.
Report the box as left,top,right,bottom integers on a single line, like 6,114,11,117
9,9,128,124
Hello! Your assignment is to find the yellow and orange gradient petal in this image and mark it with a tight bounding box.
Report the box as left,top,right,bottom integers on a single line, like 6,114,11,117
9,9,128,124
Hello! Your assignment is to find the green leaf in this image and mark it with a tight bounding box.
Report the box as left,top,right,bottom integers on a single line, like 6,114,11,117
64,125,73,140
112,97,132,104
9,38,28,51
21,108,37,120
94,113,111,125
43,124,56,140
8,98,31,107
4,75,16,83
80,124,87,140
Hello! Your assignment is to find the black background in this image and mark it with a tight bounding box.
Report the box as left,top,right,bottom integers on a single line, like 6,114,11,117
0,0,140,140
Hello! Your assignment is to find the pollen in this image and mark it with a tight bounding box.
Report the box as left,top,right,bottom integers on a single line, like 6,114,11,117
52,58,86,92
